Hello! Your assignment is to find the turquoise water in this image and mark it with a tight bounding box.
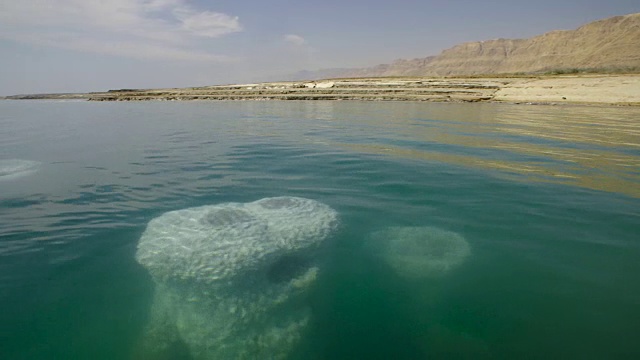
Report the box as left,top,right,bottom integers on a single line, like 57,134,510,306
1,100,639,359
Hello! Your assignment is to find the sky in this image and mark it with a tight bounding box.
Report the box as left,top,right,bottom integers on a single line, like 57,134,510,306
0,0,639,95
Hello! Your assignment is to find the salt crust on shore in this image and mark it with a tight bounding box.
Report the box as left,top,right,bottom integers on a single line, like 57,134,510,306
8,74,638,105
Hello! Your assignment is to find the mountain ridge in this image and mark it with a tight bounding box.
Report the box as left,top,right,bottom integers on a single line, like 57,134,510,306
287,13,640,80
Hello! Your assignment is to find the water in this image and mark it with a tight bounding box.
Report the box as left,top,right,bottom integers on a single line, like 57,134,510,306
1,100,639,359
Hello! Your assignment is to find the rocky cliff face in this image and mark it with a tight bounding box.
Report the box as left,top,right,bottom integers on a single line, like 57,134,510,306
423,13,640,75
294,13,640,79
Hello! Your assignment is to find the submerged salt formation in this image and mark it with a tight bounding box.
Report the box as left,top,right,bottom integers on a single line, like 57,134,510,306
368,226,470,279
0,159,40,181
136,197,339,360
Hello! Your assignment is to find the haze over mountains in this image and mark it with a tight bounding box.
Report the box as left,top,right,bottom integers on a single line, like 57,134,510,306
288,13,640,80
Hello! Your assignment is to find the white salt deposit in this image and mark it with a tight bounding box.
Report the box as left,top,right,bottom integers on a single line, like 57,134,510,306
136,196,339,360
369,226,470,279
0,159,40,181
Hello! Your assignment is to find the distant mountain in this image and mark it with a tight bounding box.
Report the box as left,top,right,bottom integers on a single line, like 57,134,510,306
290,13,640,80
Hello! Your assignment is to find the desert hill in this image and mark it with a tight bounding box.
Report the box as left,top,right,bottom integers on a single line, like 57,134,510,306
293,13,640,79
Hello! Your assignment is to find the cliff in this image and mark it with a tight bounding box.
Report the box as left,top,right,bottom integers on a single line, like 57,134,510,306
294,13,640,79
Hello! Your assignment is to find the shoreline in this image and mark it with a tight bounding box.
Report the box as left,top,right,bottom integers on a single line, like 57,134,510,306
3,74,639,106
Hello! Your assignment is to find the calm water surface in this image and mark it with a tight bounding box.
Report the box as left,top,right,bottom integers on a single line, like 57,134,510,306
1,100,639,359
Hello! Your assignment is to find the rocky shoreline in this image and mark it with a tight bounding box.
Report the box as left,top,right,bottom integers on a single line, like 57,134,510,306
4,74,639,106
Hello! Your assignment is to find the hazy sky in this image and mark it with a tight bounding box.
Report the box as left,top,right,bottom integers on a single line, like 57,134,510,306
1,0,638,95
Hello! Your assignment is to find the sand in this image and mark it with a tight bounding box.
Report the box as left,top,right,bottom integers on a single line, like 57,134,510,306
493,75,640,105
4,74,639,106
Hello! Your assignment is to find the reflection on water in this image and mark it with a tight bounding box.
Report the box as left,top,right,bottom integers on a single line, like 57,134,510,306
323,103,640,197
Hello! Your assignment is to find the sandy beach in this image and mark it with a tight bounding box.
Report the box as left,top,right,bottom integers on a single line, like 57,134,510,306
492,75,640,104
4,74,639,106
